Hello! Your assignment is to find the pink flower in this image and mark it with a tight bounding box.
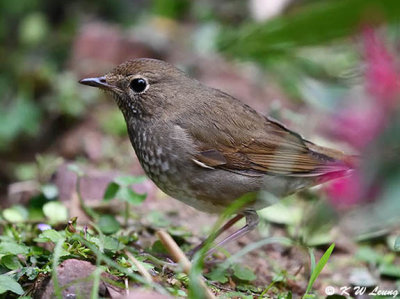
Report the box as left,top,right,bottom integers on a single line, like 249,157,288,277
328,105,384,150
326,28,399,150
325,170,362,207
325,28,399,207
364,27,399,108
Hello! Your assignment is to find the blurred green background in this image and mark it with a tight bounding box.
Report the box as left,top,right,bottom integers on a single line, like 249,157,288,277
1,0,399,224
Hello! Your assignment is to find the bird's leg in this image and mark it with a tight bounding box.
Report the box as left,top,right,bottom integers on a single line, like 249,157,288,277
188,213,244,258
205,210,259,257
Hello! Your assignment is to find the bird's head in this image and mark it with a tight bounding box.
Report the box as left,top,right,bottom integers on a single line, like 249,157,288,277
79,58,192,119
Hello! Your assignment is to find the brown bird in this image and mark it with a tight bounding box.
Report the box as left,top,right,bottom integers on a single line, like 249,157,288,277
79,58,352,256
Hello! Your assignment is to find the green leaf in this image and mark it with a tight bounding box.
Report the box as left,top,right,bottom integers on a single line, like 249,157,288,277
102,236,125,251
152,0,190,19
0,274,24,295
117,187,147,205
2,205,29,223
114,175,146,186
167,226,191,238
36,229,64,243
219,291,253,299
219,0,400,59
232,264,257,281
379,263,400,278
205,268,229,283
14,163,37,181
303,228,333,247
41,184,59,199
149,240,168,254
0,242,29,255
19,12,49,46
304,243,335,297
87,236,101,248
236,284,261,293
147,211,171,228
1,255,21,270
43,202,68,223
355,247,383,264
31,246,46,256
22,267,40,280
103,182,120,201
394,236,400,251
259,201,302,225
98,215,121,235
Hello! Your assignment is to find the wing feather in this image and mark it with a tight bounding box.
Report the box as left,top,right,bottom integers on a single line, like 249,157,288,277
176,87,350,177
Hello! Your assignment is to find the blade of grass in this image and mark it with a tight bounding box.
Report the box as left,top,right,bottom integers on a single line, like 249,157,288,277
303,243,335,298
90,267,102,299
90,244,103,299
308,247,316,275
188,193,257,299
52,238,66,299
192,192,258,263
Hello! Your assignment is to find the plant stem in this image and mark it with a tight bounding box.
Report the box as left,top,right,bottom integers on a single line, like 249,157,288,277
124,202,129,227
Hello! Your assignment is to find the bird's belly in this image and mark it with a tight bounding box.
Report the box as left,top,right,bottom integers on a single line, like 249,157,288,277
138,155,226,212
135,147,262,213
137,162,220,213
130,130,207,208
129,126,311,214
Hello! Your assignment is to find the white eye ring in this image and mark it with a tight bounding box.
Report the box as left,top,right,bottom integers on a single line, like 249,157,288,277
129,76,149,93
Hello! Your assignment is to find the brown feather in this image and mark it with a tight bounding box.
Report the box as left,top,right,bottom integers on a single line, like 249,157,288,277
186,88,350,177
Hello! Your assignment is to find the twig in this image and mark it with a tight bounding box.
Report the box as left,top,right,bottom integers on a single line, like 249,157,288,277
124,202,129,227
125,278,129,296
156,230,191,272
124,250,153,283
156,230,216,299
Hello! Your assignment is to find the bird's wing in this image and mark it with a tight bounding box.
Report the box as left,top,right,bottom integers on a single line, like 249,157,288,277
179,90,349,177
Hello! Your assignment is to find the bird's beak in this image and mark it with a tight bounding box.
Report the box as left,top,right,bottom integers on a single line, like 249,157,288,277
79,76,114,90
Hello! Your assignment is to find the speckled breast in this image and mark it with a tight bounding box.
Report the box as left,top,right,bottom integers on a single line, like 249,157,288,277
128,125,193,201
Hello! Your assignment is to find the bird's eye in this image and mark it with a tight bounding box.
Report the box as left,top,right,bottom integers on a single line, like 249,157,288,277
130,78,147,93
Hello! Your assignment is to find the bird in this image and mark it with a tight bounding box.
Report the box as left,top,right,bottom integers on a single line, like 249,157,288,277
79,58,353,256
